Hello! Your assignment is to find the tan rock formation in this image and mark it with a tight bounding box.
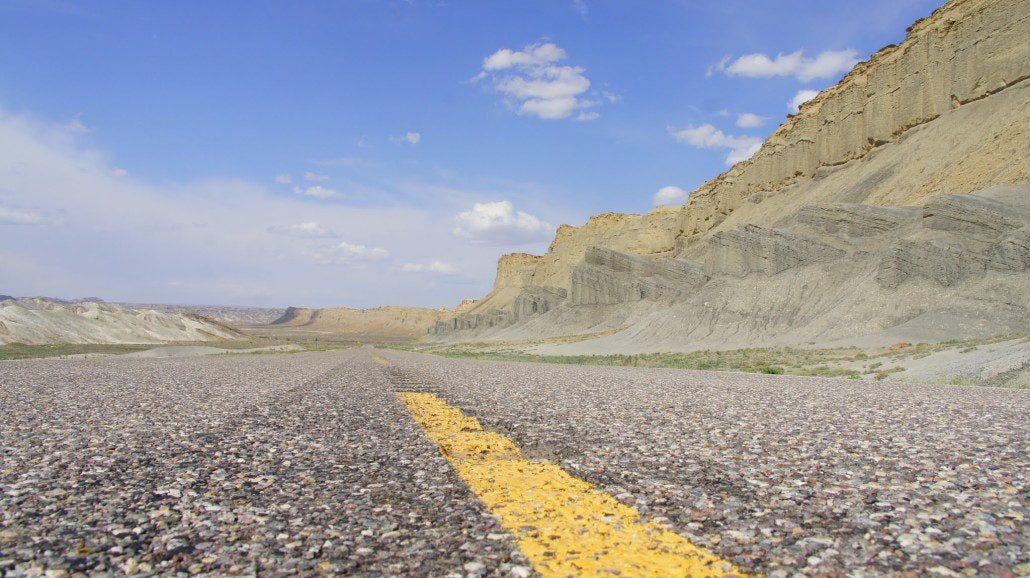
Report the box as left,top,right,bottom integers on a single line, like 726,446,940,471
266,304,461,343
0,298,243,345
430,186,1030,352
452,299,480,315
466,0,1030,316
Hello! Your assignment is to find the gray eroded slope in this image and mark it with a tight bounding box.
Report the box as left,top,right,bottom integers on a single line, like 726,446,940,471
431,186,1030,354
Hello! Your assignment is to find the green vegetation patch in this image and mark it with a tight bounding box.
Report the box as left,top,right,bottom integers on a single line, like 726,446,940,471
0,343,156,360
412,333,1028,384
0,338,362,360
420,346,867,378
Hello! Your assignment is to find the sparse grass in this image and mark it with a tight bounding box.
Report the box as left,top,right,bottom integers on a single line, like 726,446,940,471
417,346,870,378
398,326,634,356
0,338,353,360
412,333,1029,383
880,334,1026,360
221,348,301,356
874,366,907,380
795,366,863,379
0,343,156,360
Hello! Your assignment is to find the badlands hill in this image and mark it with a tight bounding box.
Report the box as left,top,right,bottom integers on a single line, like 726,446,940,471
260,302,476,343
126,303,286,326
0,297,242,345
431,0,1030,353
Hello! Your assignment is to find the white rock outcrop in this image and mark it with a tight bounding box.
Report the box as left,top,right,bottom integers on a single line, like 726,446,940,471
0,298,242,345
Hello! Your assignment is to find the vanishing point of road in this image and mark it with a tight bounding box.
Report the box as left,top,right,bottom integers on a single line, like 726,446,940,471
1,348,1026,576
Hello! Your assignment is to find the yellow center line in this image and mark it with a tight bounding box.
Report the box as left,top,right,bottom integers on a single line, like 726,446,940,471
370,354,392,366
398,392,747,578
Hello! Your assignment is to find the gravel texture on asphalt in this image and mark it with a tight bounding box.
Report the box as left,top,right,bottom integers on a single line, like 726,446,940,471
377,349,1030,577
0,349,529,577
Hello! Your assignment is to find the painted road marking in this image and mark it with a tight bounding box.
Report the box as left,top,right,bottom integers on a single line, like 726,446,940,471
398,392,746,578
371,354,392,366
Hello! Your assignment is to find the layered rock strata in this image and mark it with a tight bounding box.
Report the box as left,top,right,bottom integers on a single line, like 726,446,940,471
0,298,242,345
430,187,1030,352
269,305,456,343
457,0,1029,324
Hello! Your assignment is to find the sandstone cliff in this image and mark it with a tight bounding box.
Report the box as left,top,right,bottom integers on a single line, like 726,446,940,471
431,186,1029,352
465,0,1029,315
267,304,458,343
435,0,1030,352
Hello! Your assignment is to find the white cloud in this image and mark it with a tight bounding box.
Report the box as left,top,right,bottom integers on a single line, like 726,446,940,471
307,241,389,265
653,186,690,206
482,43,566,71
293,185,340,199
706,55,731,77
735,113,766,128
274,173,292,184
268,221,337,238
453,200,553,245
720,49,859,82
788,89,821,113
576,111,600,122
63,118,89,134
476,42,600,121
401,261,458,275
0,205,44,224
303,171,329,182
571,0,588,17
110,167,129,177
0,103,526,308
391,132,421,145
668,124,762,165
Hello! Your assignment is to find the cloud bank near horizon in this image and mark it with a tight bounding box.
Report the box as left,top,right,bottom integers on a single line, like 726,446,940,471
0,107,559,308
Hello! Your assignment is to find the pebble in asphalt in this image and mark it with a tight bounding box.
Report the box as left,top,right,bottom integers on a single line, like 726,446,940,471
0,349,528,577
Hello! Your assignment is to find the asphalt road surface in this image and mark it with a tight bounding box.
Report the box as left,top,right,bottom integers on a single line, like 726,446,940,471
1,348,1027,576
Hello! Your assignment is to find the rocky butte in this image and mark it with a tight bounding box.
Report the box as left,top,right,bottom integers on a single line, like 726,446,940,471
429,0,1030,354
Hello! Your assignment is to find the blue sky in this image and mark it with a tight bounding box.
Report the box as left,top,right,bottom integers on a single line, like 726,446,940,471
0,0,944,307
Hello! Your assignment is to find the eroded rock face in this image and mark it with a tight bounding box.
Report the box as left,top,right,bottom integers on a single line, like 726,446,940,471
876,239,970,289
461,0,1029,317
430,187,1030,350
677,0,1030,244
431,0,1029,350
994,227,1030,271
512,286,568,320
430,308,511,336
921,192,1030,241
705,226,847,277
796,204,919,239
430,286,568,336
876,186,1030,288
0,298,243,345
570,247,707,306
270,305,457,342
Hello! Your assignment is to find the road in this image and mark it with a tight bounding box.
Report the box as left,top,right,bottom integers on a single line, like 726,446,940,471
1,348,1026,576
